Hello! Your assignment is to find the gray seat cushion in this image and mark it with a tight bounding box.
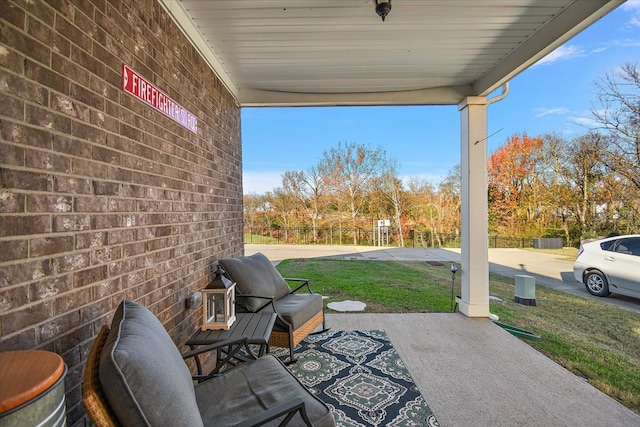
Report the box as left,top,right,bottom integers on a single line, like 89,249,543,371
219,253,292,312
195,355,335,427
259,293,323,330
99,299,204,427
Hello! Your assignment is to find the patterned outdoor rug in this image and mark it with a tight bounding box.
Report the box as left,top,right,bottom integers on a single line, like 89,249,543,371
272,330,440,427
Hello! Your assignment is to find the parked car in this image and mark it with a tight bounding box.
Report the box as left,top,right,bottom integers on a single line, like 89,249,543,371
573,234,640,298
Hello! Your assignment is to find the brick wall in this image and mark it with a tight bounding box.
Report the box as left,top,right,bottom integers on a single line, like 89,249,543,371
0,0,243,424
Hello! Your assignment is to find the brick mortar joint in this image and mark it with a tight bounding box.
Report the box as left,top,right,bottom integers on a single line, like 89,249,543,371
1,137,233,177
0,241,211,279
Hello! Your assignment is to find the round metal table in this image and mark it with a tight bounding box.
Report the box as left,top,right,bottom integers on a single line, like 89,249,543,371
0,350,67,426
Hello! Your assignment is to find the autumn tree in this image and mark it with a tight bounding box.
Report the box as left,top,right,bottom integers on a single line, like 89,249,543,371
598,172,639,234
378,160,406,246
243,193,275,237
281,171,310,228
281,167,326,242
539,133,579,242
405,178,437,246
541,132,606,241
270,187,296,242
317,142,388,245
488,133,545,237
304,167,326,241
591,62,640,191
243,194,260,230
436,165,462,238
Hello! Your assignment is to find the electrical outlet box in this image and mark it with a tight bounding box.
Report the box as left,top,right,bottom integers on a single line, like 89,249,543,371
186,292,202,309
514,275,536,306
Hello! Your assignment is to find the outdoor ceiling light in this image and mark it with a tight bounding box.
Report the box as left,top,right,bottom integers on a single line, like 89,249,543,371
375,0,392,21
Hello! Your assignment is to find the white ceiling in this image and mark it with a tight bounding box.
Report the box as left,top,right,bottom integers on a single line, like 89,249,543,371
159,0,626,106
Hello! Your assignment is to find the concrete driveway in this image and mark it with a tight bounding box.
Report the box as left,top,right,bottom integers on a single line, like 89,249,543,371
245,244,640,313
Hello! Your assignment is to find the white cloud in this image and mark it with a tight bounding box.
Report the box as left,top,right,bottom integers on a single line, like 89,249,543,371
534,45,583,66
532,2,639,69
620,1,640,28
535,107,569,118
559,128,577,137
592,108,609,118
622,0,640,13
242,171,283,194
611,37,640,47
567,116,599,128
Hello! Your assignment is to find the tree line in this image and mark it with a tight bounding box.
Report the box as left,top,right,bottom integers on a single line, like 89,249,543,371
244,63,640,247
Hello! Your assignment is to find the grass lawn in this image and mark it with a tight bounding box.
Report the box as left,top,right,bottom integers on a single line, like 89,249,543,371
522,246,579,261
276,258,640,414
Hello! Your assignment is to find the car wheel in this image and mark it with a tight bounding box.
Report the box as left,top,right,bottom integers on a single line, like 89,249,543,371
584,271,611,297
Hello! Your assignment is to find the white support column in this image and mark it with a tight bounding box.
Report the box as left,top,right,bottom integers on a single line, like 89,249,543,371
458,96,490,317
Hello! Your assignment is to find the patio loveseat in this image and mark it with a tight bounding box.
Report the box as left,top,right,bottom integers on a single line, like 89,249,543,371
82,299,335,427
219,253,327,362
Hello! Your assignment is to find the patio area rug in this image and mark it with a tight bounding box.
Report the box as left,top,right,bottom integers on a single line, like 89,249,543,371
272,330,440,427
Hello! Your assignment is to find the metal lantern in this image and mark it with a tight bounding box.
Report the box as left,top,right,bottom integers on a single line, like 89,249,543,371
202,265,236,330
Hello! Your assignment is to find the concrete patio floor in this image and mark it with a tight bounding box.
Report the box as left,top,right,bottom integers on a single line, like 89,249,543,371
326,313,639,426
246,244,640,426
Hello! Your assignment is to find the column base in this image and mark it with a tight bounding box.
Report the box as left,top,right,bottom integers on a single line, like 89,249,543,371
458,301,490,317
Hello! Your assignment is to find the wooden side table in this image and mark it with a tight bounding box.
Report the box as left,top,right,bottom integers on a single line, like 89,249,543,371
187,312,276,374
0,350,67,426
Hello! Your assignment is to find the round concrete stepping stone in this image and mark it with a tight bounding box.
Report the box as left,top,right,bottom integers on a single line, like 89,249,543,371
327,300,366,312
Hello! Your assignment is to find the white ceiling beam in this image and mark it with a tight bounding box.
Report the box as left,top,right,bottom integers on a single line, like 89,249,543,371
238,86,474,107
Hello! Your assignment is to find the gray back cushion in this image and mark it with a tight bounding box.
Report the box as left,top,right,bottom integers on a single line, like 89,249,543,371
219,253,291,312
99,299,204,427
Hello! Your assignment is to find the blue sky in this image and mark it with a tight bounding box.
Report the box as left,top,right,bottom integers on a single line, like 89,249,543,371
241,2,640,195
